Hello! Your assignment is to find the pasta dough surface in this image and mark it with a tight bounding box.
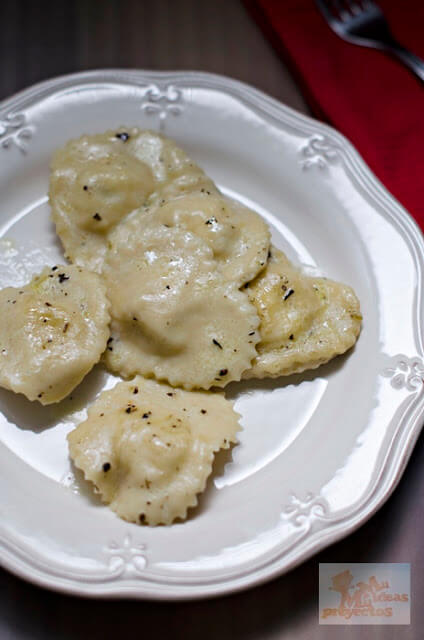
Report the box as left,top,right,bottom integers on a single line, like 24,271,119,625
136,192,270,286
244,248,362,378
104,215,260,389
68,377,240,525
49,129,216,271
49,131,155,271
0,265,110,404
126,128,217,202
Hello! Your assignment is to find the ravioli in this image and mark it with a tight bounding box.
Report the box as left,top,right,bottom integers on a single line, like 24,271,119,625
49,131,155,272
49,129,216,271
244,248,362,378
126,128,217,203
67,377,240,525
0,265,110,404
135,191,270,286
103,214,260,389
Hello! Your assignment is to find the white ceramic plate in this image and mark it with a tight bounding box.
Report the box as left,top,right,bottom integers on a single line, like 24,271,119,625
0,70,423,600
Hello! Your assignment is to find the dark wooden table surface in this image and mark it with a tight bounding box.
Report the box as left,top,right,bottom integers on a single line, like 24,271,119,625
0,1,422,638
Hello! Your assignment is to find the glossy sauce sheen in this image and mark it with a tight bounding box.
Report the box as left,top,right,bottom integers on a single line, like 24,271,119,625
0,265,110,404
245,248,362,378
68,377,240,525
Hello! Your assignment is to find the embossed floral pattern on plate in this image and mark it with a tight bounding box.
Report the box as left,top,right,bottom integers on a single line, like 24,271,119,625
0,70,423,600
0,113,34,153
382,355,424,392
141,84,184,130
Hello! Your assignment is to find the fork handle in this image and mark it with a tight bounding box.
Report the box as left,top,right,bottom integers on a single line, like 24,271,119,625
387,44,424,83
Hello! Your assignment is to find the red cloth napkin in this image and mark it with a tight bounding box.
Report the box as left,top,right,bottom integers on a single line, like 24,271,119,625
244,0,424,231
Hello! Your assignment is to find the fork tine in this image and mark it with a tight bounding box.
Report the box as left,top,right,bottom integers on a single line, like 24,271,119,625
349,0,384,18
344,0,363,15
332,0,350,20
317,0,424,85
316,0,349,22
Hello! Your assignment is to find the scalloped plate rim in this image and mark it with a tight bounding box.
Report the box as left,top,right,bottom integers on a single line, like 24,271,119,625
0,69,423,600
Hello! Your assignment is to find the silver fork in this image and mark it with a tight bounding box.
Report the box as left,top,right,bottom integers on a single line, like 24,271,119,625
316,0,424,82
